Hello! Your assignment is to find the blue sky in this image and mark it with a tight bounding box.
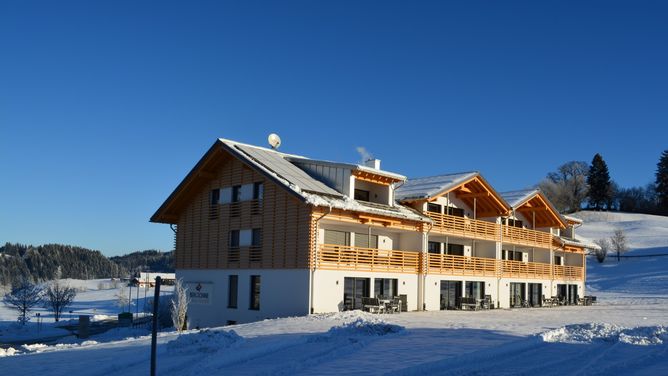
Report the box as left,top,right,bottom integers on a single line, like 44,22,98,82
1,1,667,256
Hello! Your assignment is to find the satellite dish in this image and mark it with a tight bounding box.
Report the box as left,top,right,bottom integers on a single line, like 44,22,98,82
268,133,281,150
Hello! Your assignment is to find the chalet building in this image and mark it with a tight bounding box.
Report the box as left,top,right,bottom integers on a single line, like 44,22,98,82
151,138,597,328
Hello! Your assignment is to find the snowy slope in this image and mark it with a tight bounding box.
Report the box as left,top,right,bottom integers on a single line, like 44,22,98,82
572,211,668,296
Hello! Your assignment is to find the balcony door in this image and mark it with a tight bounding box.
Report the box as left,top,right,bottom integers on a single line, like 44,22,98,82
324,229,350,246
343,277,370,310
528,283,542,307
354,233,378,249
440,280,462,310
510,282,526,307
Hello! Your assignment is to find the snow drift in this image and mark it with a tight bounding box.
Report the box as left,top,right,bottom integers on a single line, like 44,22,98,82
541,323,667,346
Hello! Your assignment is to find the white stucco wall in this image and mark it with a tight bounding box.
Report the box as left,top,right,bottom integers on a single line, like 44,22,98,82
177,269,310,328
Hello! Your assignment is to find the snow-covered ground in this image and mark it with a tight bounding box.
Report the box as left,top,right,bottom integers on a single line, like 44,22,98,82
1,211,667,374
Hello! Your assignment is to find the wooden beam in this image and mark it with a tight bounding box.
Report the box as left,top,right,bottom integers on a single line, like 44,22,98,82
459,192,490,199
198,171,216,179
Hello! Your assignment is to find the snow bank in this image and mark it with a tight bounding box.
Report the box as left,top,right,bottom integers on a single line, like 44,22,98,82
166,329,243,354
541,323,668,345
0,347,17,357
310,311,404,342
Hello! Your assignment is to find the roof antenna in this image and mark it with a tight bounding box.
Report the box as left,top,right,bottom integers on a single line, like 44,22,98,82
268,133,281,150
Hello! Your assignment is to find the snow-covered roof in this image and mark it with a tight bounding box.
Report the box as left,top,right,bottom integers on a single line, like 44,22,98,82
499,188,539,208
303,193,430,223
563,214,583,224
557,235,601,251
218,139,429,223
395,171,479,201
286,156,406,181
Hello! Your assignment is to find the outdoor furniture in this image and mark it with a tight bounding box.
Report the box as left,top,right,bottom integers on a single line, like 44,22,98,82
458,296,479,310
385,297,402,314
481,295,493,310
362,297,385,313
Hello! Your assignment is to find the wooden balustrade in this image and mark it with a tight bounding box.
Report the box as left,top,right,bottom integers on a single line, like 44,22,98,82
316,244,420,274
426,253,497,277
315,244,584,280
425,212,553,249
502,226,553,249
426,212,499,241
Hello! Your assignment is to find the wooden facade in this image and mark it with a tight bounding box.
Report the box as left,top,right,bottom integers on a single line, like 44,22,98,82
174,156,313,270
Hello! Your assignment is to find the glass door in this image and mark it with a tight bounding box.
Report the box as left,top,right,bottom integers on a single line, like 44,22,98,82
510,283,526,307
440,280,462,310
528,283,542,307
343,277,370,310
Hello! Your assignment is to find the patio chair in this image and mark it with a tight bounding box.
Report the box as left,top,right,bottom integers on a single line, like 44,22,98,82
362,297,384,314
386,297,401,314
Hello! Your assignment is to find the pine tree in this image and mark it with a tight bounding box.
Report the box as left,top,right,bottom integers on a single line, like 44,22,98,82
587,153,612,210
656,150,668,215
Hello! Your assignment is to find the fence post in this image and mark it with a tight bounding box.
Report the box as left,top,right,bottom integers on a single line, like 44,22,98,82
150,276,162,376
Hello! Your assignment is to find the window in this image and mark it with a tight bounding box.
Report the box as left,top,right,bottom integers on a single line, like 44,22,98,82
354,233,378,248
446,243,464,256
427,203,442,213
250,275,261,310
554,255,563,266
428,241,441,254
232,185,241,202
446,207,465,217
253,182,264,200
252,229,262,247
209,189,221,220
220,187,233,204
210,189,220,205
374,278,398,298
324,229,351,246
239,229,252,247
229,230,240,249
354,189,370,202
507,218,523,228
465,281,485,300
503,250,524,261
228,275,238,308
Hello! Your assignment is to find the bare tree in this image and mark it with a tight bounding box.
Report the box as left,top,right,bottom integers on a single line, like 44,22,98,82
171,279,190,332
44,279,77,322
610,228,628,262
116,284,130,311
540,161,589,213
2,280,44,325
593,238,610,263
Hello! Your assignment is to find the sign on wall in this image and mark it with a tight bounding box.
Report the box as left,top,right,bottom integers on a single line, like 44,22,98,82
185,282,213,305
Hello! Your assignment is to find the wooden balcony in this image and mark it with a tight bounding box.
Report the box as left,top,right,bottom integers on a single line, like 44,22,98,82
426,212,499,242
425,212,553,249
315,245,584,280
427,254,583,280
426,253,497,277
502,226,553,249
315,244,420,274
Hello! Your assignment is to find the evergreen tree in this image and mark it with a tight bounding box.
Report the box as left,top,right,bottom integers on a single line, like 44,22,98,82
656,150,668,215
587,153,612,210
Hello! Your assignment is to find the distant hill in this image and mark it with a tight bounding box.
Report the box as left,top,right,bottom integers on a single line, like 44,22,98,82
0,243,173,288
110,249,174,275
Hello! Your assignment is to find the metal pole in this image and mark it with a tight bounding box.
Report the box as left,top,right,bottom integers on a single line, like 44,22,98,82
150,276,162,376
128,283,132,313
136,281,140,318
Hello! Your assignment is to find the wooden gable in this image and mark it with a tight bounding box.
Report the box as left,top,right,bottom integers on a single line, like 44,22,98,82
427,175,510,217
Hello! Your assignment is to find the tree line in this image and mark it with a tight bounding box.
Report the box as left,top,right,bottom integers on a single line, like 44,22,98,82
539,150,668,215
0,243,173,289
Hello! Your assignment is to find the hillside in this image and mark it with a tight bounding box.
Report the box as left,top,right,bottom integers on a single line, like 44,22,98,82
0,243,173,288
572,211,668,295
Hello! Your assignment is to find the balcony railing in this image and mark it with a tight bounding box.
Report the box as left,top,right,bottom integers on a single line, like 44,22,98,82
314,246,584,280
425,212,553,249
315,244,420,274
426,212,499,242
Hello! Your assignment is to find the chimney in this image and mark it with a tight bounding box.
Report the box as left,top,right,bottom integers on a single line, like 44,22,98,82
364,158,381,170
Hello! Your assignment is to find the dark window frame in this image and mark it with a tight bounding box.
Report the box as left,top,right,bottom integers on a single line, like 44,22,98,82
354,189,370,202
228,275,238,308
249,275,261,310
229,230,240,249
